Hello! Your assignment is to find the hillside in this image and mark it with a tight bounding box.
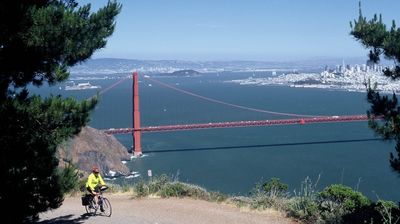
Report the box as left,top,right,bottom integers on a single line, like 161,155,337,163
58,126,131,176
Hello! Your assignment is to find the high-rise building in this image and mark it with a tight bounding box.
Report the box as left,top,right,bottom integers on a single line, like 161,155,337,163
366,59,375,69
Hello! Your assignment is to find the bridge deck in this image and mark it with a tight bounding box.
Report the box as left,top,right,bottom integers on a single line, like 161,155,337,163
103,115,374,134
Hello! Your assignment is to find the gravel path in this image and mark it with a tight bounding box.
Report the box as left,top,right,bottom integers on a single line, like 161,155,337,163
38,194,297,224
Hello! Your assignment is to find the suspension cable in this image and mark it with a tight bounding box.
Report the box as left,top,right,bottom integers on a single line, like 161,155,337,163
143,75,328,118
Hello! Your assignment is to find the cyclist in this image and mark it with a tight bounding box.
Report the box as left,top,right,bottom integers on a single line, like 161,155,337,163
86,165,106,211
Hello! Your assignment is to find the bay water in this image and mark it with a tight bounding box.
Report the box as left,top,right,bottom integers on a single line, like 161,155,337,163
32,72,400,201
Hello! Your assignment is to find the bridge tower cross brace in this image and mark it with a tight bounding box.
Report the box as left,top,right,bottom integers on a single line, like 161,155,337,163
132,72,142,156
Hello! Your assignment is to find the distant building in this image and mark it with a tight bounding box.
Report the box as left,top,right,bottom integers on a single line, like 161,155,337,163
355,64,361,72
366,59,375,68
361,64,367,72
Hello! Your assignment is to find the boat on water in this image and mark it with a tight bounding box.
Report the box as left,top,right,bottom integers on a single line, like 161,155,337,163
65,82,101,90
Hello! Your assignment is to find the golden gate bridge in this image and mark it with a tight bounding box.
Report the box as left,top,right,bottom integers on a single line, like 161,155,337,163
101,72,376,156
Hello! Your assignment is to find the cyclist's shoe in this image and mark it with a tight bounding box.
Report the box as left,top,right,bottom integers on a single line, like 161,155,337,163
100,205,105,212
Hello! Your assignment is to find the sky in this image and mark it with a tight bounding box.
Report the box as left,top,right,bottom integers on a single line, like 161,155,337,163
81,0,400,61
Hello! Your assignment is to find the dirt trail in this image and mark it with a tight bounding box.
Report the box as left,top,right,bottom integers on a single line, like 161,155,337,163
38,194,297,224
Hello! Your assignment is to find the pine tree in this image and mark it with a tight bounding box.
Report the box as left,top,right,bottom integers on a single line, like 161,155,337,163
0,0,121,222
350,2,400,173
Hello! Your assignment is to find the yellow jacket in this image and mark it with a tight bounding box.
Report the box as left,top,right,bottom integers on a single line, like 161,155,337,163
85,173,105,191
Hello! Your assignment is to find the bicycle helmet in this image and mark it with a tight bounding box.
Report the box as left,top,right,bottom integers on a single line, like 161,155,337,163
92,165,100,173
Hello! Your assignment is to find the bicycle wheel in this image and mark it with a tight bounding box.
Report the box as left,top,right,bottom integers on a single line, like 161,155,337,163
101,197,112,217
85,198,97,215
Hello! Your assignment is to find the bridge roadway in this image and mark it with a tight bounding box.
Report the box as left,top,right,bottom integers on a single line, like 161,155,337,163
103,114,374,134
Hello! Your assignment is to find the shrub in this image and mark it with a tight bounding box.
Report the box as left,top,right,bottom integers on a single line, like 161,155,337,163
148,174,171,194
374,200,400,224
319,184,371,212
319,184,372,223
160,182,188,198
133,174,172,197
262,177,289,198
57,164,80,194
159,182,210,199
132,175,228,202
133,180,150,197
289,196,320,223
318,200,347,223
247,177,290,211
181,184,209,199
77,178,88,193
288,176,321,223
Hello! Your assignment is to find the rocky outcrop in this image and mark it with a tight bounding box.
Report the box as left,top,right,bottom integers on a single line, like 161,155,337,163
58,126,131,176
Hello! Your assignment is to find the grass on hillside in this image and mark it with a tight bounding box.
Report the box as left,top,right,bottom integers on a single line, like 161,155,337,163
69,174,400,224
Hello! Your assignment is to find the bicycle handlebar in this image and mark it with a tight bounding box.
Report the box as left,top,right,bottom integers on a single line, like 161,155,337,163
100,186,109,191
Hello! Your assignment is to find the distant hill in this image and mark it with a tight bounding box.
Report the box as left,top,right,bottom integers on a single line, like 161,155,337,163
58,126,131,176
163,69,201,77
69,57,368,75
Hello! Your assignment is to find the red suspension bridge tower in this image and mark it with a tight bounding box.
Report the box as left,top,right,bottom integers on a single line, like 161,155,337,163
132,72,142,156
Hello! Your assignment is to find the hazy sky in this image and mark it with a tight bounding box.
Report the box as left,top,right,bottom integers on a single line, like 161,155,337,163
81,0,400,61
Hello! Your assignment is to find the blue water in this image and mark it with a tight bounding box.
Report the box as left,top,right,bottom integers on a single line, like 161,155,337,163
31,72,400,201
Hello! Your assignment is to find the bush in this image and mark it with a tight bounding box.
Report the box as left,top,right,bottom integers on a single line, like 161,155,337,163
289,197,320,223
160,182,188,198
132,175,228,202
262,178,289,197
57,163,80,194
287,176,321,223
133,174,171,197
247,177,290,211
319,184,371,212
160,182,210,199
318,200,348,223
133,180,150,197
319,184,372,223
148,174,171,194
374,200,400,224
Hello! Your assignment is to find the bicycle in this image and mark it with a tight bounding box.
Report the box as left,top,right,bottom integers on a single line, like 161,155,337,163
83,186,112,217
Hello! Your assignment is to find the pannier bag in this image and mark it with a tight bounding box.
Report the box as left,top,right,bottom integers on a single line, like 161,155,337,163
81,194,92,206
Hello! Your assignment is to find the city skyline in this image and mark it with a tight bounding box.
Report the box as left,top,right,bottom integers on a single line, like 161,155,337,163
82,0,400,61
